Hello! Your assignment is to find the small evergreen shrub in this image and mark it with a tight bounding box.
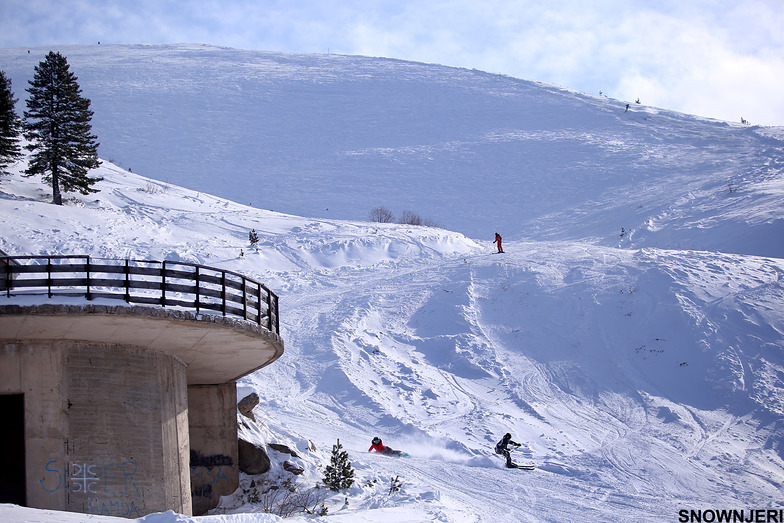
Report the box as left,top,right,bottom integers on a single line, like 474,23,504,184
323,438,355,491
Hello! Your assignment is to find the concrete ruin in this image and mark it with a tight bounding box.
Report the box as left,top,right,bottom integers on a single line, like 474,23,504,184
0,302,284,517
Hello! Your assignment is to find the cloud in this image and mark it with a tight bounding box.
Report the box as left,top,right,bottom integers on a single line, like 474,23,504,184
602,3,784,124
623,49,784,125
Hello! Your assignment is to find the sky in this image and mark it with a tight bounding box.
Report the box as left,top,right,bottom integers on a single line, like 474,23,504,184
1,0,783,126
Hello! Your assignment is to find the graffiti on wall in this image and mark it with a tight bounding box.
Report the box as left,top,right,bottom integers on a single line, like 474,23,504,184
86,497,140,518
40,460,141,517
190,450,232,499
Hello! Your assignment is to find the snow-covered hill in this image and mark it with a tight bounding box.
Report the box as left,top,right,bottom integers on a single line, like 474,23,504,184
2,44,783,255
1,44,784,522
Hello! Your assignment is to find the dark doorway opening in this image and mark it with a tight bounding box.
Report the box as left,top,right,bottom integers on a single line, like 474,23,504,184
0,394,26,506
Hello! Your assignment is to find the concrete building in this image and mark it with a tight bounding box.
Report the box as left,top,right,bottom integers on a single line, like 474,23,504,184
0,258,283,518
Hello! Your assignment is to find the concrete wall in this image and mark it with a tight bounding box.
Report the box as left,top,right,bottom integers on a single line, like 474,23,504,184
1,340,192,518
188,384,239,516
0,303,284,518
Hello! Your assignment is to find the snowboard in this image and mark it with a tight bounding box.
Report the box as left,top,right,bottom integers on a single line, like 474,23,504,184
508,463,535,470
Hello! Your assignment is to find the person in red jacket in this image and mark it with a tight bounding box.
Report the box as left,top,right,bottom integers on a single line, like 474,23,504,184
494,232,504,253
368,436,402,456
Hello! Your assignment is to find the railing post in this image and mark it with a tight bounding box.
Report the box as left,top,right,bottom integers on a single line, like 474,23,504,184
86,256,92,300
161,261,166,306
47,257,53,298
242,277,248,320
124,259,131,302
257,283,262,325
3,259,11,297
221,270,226,316
195,266,200,315
266,287,273,332
274,294,279,334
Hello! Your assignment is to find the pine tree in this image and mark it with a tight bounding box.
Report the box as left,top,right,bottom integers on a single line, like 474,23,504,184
249,228,259,246
323,439,355,491
23,51,102,204
0,70,23,177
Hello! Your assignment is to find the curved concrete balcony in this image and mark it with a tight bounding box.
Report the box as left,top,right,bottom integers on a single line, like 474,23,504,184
0,256,284,385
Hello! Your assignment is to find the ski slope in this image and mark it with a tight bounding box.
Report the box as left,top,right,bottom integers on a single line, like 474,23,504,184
1,44,784,522
1,44,782,254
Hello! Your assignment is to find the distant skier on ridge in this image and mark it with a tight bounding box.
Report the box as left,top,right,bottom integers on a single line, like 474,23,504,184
494,232,504,253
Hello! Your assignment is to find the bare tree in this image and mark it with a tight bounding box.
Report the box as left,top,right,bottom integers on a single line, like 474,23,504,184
398,210,422,226
369,206,395,223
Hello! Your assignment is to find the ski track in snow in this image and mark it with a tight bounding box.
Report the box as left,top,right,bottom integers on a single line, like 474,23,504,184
235,234,784,520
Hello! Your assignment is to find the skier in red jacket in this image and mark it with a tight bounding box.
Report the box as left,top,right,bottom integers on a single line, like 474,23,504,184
368,436,402,456
494,233,504,253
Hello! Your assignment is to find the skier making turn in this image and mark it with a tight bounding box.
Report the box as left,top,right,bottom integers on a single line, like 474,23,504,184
495,432,521,468
368,436,403,457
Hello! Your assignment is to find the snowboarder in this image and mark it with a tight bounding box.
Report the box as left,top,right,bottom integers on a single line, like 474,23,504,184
494,233,504,253
495,432,521,468
368,436,403,456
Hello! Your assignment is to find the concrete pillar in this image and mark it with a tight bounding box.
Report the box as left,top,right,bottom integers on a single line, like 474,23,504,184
1,341,67,510
188,383,239,516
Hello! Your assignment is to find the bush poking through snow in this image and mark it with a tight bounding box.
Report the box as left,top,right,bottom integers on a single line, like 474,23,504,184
389,475,402,495
398,210,442,228
398,210,423,226
242,476,328,517
144,180,169,194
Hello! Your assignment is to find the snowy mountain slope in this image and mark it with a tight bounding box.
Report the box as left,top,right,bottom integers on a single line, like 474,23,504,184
1,44,783,257
242,237,784,520
2,152,783,521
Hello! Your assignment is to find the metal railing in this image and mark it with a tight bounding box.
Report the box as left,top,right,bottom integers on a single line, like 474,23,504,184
0,255,279,334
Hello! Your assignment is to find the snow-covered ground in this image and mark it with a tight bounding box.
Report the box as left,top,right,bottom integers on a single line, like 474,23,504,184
1,44,784,522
